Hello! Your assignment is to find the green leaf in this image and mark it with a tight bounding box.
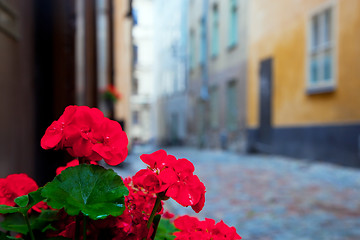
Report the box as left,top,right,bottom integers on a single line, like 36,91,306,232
0,205,22,215
26,187,45,206
1,210,59,235
14,187,45,209
42,164,129,220
0,188,45,215
14,196,28,208
155,219,178,240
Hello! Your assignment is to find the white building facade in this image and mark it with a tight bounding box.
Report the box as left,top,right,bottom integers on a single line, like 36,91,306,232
153,0,189,145
130,0,156,144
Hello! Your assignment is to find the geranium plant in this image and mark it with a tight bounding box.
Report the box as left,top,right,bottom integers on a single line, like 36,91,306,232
0,106,241,240
102,84,121,103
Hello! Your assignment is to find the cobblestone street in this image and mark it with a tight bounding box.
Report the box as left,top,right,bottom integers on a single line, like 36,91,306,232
114,146,360,240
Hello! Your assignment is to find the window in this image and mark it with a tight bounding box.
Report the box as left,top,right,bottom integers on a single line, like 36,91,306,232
211,4,219,57
209,86,219,128
307,6,335,93
228,0,238,48
133,45,138,66
132,8,138,25
226,80,237,131
132,78,138,95
132,111,139,125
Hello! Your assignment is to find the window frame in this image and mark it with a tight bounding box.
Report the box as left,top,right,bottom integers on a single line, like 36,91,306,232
306,0,337,94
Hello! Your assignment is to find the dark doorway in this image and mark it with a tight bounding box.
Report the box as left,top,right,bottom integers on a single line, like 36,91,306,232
258,58,273,145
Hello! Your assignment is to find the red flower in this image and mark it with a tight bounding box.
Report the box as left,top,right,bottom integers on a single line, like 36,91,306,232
64,106,105,160
133,150,206,213
174,215,241,240
41,105,77,150
162,210,175,219
0,174,48,212
166,174,205,213
0,174,38,206
103,84,122,102
92,119,129,165
132,169,164,193
41,105,128,166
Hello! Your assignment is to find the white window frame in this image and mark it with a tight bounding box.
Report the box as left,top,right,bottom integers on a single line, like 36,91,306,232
306,0,337,94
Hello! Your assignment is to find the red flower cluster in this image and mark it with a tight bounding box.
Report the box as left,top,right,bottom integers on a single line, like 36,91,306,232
46,176,161,240
41,105,128,166
1,106,242,239
133,150,206,213
0,174,48,213
174,215,241,240
107,177,162,239
103,84,122,102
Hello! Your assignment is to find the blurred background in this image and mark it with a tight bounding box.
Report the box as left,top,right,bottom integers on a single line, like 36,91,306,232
1,0,360,239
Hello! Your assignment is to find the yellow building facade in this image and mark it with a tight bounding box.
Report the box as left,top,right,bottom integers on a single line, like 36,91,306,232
247,0,360,166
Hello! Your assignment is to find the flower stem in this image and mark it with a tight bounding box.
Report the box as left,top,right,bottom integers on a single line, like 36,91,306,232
75,214,81,240
83,215,87,240
150,214,162,240
24,213,35,240
147,195,162,230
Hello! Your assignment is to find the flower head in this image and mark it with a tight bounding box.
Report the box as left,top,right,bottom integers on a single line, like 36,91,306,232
41,105,128,165
0,174,48,213
133,150,206,213
174,215,241,240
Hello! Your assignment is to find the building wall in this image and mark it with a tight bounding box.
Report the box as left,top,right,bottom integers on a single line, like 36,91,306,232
247,0,360,166
248,0,360,128
131,0,155,143
0,0,36,178
114,0,132,137
186,0,203,146
188,0,248,150
154,0,188,146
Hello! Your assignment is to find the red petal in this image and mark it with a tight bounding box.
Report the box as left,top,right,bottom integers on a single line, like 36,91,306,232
140,149,167,169
158,168,178,184
191,192,205,213
40,121,63,149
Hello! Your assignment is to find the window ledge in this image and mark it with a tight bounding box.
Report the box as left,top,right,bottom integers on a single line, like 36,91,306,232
306,85,335,95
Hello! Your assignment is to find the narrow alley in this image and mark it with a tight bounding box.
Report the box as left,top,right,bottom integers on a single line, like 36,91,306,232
114,146,360,240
